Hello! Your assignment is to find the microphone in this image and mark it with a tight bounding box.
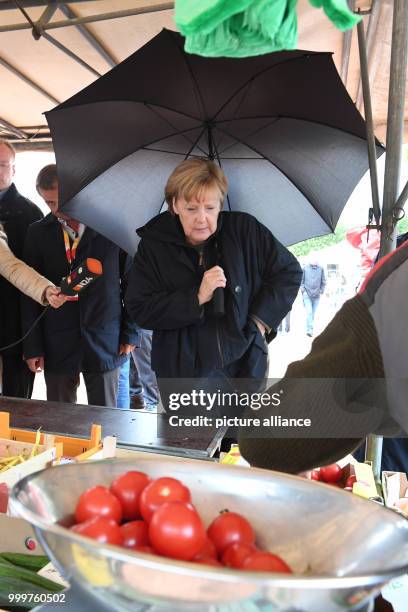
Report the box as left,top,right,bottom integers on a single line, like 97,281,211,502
60,258,103,297
212,287,225,317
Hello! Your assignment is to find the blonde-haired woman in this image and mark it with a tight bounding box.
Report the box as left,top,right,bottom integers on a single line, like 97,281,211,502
126,159,301,395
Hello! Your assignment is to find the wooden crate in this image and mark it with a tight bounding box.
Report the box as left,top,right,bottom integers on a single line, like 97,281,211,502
0,437,58,489
0,411,101,458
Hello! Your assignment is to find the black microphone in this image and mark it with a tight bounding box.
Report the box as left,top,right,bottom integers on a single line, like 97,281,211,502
60,258,103,296
212,287,225,317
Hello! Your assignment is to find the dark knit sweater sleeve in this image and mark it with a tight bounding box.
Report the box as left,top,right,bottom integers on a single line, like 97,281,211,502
238,295,386,473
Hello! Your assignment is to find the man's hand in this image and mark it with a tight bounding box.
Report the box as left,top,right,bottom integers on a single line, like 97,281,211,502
198,266,226,305
26,357,44,373
119,344,136,355
45,286,67,309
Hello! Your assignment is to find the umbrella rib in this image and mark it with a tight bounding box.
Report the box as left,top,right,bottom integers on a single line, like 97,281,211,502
182,124,208,160
143,102,208,157
166,29,207,118
215,123,330,226
142,147,205,157
216,114,378,145
217,117,281,156
215,78,256,155
212,52,329,122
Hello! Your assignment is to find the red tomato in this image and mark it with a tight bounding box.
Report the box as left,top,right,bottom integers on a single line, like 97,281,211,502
193,557,222,567
221,543,258,568
120,520,149,549
149,501,206,561
345,475,357,488
75,486,122,524
243,551,292,574
208,512,255,555
194,537,218,561
71,517,123,546
310,470,321,481
110,471,150,520
319,464,343,483
140,477,191,522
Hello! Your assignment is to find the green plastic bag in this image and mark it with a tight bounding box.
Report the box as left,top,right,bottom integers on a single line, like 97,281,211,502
175,0,360,58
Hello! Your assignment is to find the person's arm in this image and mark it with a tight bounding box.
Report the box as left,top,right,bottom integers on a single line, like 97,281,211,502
20,227,46,360
125,241,204,330
0,228,63,307
249,222,302,339
238,295,387,473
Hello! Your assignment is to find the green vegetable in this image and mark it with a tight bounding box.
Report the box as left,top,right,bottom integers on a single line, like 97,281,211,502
0,561,63,592
0,553,50,572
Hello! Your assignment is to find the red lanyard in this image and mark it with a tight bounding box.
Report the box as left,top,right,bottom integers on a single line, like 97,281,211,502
62,228,80,301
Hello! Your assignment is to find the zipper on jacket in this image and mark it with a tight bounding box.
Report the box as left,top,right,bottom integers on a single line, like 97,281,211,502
215,318,224,369
200,244,224,369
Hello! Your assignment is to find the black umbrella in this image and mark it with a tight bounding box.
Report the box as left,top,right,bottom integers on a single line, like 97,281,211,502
47,29,383,255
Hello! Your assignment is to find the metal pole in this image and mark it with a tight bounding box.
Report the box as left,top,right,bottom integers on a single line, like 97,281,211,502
0,118,28,139
366,0,408,483
41,31,102,77
340,1,354,85
355,0,381,112
0,55,59,104
394,179,408,214
379,0,408,258
59,3,116,68
0,3,174,33
356,13,381,224
0,0,94,8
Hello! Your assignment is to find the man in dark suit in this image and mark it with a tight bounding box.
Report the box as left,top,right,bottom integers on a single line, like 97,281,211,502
0,139,43,398
21,165,139,407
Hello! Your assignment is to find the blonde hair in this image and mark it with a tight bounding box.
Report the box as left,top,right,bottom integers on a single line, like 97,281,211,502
0,139,16,161
165,159,228,213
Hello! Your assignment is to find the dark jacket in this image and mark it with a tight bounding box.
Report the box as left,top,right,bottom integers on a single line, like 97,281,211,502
0,184,43,356
22,214,139,374
125,211,302,379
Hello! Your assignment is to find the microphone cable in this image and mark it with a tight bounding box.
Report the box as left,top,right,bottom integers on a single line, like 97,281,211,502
0,307,49,352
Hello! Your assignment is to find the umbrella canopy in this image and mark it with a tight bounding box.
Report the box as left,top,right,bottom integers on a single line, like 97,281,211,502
47,29,384,256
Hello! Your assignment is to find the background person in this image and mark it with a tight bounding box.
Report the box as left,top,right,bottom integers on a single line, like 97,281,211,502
300,255,326,337
126,159,302,409
116,332,160,412
0,139,43,398
0,224,66,394
21,165,138,407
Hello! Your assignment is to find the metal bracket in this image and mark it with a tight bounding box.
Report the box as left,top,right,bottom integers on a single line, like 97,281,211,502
31,1,58,40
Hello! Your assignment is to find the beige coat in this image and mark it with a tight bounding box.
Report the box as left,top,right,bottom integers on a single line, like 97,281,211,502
0,224,52,305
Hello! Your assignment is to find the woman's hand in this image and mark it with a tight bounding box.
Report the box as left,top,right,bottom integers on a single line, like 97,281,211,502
198,266,226,305
45,286,67,309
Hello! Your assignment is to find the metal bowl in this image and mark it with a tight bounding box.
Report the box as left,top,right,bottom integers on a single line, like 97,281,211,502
10,455,408,612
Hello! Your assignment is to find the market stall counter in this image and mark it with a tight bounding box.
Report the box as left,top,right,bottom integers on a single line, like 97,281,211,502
0,397,227,460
